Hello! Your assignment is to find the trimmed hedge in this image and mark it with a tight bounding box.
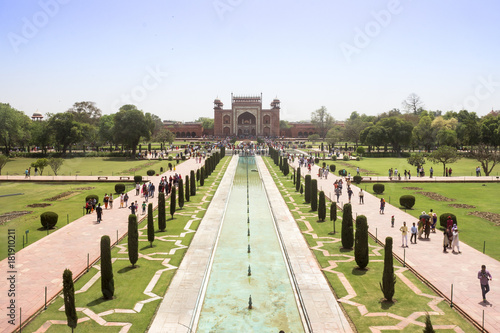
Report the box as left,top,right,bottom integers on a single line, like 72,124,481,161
85,194,99,203
114,184,125,194
40,211,58,229
353,175,362,184
329,164,336,172
147,169,155,176
373,184,385,194
439,213,457,229
399,195,416,209
134,175,142,183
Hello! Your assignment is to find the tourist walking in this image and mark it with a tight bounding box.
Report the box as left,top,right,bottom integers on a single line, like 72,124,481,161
120,194,125,208
400,222,408,247
109,194,113,209
478,265,492,302
136,183,141,196
96,203,103,223
452,226,461,254
129,201,137,215
379,198,385,214
124,193,129,208
103,193,109,209
347,187,353,203
391,215,395,227
358,189,364,204
410,222,417,244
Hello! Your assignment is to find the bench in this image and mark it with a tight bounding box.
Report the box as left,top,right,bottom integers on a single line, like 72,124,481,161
120,176,130,180
97,176,108,180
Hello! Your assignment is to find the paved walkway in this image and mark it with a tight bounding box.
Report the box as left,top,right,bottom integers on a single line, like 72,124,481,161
289,158,499,332
0,158,204,333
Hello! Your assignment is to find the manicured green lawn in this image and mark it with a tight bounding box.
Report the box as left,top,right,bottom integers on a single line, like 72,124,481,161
366,182,500,261
264,157,478,332
0,182,135,261
1,157,169,176
23,157,230,332
321,156,499,177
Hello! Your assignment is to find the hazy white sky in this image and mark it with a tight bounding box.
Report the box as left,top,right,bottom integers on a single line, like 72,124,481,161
1,0,499,122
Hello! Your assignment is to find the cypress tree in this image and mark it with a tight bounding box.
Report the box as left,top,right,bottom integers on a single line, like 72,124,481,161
147,203,155,247
380,237,396,302
185,175,190,202
100,235,114,299
423,313,435,333
200,167,205,186
158,192,166,231
190,170,196,196
300,184,303,195
318,191,326,221
283,158,289,176
279,156,283,171
128,214,138,268
292,168,296,185
311,179,318,211
196,168,200,183
330,202,337,234
170,186,176,219
354,215,369,269
62,269,77,331
178,179,184,209
341,203,354,249
296,167,301,192
304,175,312,204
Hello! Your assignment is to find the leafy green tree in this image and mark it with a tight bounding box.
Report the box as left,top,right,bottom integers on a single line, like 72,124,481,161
185,175,190,202
0,155,9,175
147,203,155,247
428,145,461,176
62,269,77,332
304,175,312,204
360,124,387,148
318,191,326,221
343,112,369,147
341,203,354,249
67,101,102,125
311,179,318,211
153,128,175,146
196,117,214,131
407,153,426,169
435,128,457,147
158,192,166,231
0,103,32,155
98,114,115,149
112,105,151,157
411,116,435,151
308,133,320,142
30,120,52,155
455,110,480,146
48,112,85,154
170,186,176,219
470,143,500,176
480,114,500,148
31,158,48,175
295,167,301,192
190,170,196,196
355,215,369,269
48,158,64,175
380,237,396,302
128,214,138,268
378,117,414,156
311,106,334,139
100,235,114,299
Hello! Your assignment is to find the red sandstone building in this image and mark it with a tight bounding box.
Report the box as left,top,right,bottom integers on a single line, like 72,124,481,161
213,94,280,137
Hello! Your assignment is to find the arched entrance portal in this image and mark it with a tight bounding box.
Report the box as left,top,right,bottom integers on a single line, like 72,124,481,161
237,112,256,137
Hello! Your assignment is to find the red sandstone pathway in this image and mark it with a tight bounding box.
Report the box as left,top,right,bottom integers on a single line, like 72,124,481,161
290,158,499,332
0,158,203,333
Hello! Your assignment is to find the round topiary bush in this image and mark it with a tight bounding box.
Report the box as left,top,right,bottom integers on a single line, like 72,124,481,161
41,211,58,229
147,170,155,176
330,164,336,172
373,184,385,194
331,155,337,161
399,195,416,209
85,194,99,203
314,158,319,164
160,167,164,172
168,156,173,161
343,155,350,161
338,169,347,177
134,175,142,183
353,175,362,184
115,184,126,194
439,213,457,229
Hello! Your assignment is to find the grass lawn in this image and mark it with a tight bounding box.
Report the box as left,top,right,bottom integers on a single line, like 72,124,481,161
319,156,498,178
23,156,230,332
0,182,135,261
365,182,500,261
264,157,478,332
1,157,169,176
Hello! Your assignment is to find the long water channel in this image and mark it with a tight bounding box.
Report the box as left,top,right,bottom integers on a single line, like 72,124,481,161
195,156,304,332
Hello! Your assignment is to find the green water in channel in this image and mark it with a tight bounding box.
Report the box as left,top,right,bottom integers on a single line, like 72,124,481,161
196,156,304,332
